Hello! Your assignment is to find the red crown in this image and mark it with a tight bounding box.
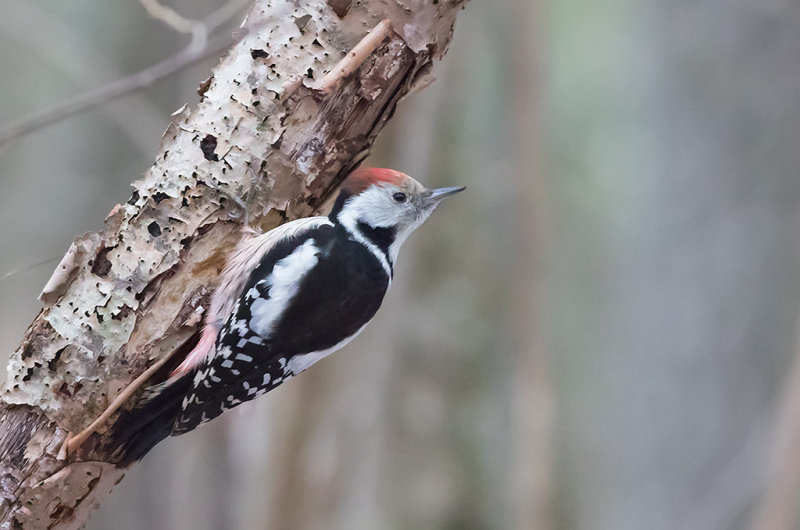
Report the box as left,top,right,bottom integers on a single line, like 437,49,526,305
342,167,409,195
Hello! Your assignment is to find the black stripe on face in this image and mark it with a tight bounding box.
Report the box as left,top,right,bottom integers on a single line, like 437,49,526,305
356,221,396,260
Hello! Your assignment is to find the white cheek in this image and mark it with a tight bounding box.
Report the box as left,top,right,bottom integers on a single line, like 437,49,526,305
345,187,405,227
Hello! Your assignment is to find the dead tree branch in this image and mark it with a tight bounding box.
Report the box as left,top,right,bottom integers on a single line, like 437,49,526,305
0,0,465,528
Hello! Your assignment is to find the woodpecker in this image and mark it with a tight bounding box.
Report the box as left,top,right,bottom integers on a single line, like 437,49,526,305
113,167,464,463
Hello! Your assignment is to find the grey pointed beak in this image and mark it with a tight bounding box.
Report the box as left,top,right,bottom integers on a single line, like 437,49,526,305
428,186,466,201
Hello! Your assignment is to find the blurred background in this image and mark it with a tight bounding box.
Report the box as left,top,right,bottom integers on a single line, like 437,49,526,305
2,0,800,529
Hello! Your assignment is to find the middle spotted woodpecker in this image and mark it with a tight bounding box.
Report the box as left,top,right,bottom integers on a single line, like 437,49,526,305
112,167,464,463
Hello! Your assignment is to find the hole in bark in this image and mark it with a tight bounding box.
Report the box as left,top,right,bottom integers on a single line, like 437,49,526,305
112,305,133,321
328,0,351,17
92,246,115,277
153,192,170,204
293,14,312,31
250,48,269,60
20,342,34,360
200,134,219,161
49,347,66,372
148,222,162,237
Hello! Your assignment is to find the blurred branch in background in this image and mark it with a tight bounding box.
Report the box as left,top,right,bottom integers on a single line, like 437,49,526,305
682,416,770,530
0,0,250,148
0,0,166,154
140,0,208,37
509,0,554,528
752,313,800,530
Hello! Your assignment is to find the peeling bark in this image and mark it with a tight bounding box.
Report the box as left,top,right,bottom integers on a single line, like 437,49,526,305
0,1,465,527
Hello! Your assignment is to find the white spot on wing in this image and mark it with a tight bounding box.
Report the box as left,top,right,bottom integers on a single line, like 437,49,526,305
209,217,333,329
249,238,320,337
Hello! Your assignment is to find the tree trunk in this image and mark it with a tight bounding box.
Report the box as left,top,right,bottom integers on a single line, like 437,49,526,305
0,1,466,527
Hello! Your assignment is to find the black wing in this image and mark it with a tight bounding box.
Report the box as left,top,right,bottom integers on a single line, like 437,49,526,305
174,224,389,433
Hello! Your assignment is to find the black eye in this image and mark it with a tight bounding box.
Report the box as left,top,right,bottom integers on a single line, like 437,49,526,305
392,192,407,203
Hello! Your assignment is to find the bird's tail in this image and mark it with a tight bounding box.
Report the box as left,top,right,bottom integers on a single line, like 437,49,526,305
110,372,193,466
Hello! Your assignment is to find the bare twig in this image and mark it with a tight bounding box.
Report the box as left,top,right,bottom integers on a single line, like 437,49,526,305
0,257,60,285
138,0,208,55
0,32,236,148
0,1,251,148
139,0,200,35
315,19,393,92
204,0,253,33
65,343,185,455
0,0,165,153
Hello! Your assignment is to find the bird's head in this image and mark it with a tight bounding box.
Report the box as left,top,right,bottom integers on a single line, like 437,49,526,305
330,167,465,265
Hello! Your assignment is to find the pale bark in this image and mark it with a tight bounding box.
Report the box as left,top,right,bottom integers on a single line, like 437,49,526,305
0,1,465,528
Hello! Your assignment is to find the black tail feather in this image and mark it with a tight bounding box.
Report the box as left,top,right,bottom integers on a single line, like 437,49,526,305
110,372,193,466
